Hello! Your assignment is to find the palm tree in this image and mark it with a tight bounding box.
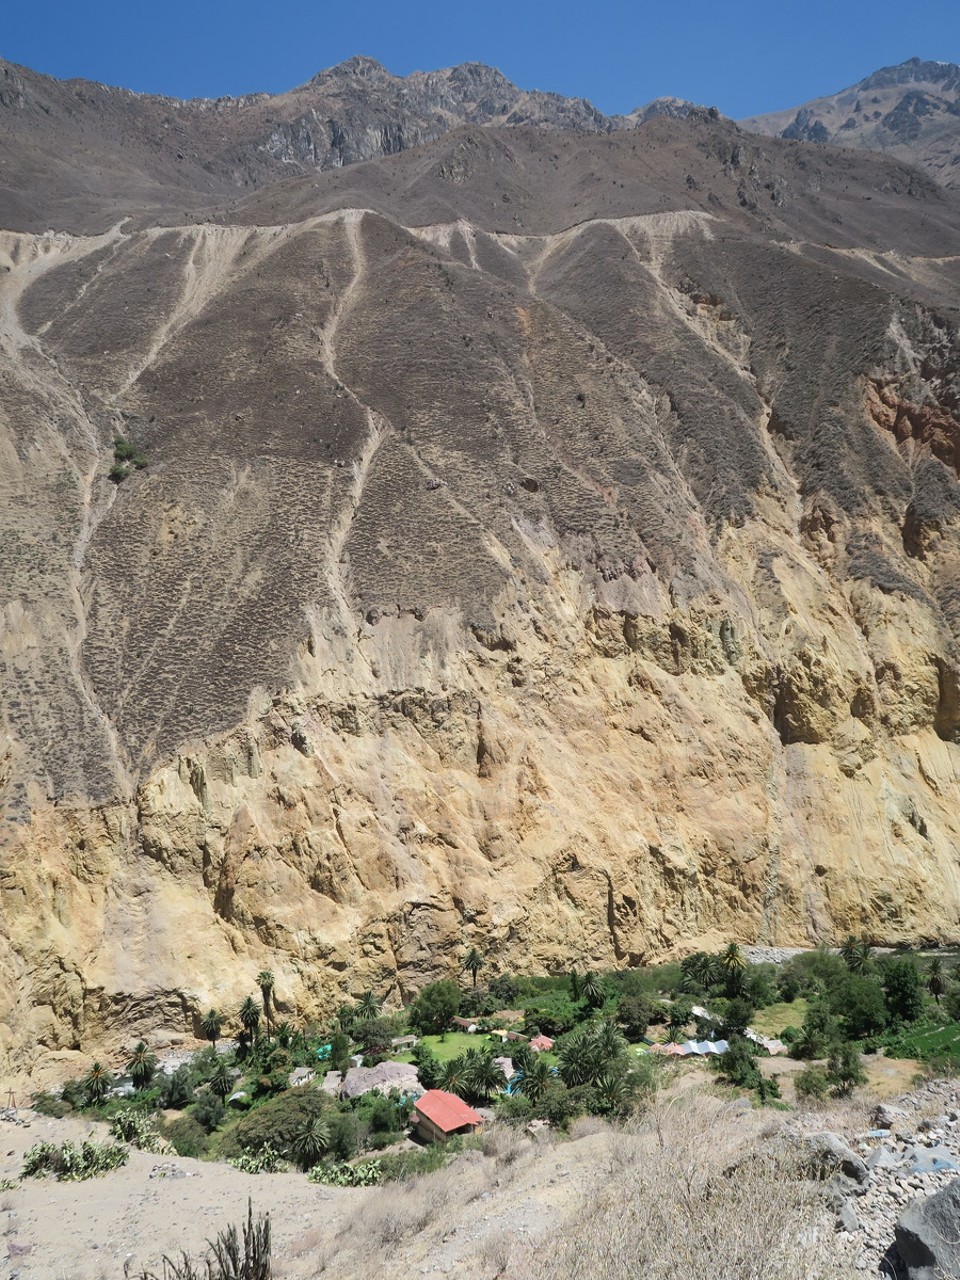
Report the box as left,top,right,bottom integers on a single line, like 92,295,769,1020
463,947,484,990
274,1020,294,1048
927,957,946,1004
719,942,747,995
82,1061,112,1108
839,935,860,969
292,1116,331,1171
201,1008,223,1050
581,970,605,1010
239,996,261,1040
356,990,380,1021
516,1056,552,1103
256,972,275,1034
210,1057,234,1101
441,1058,467,1097
336,1003,356,1034
463,1051,507,1103
127,1041,158,1091
569,970,582,1001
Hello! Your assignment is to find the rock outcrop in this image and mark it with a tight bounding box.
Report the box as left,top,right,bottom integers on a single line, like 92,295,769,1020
896,1178,960,1279
2,80,960,1083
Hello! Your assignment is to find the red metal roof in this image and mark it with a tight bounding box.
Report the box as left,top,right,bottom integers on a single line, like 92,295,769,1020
414,1089,482,1132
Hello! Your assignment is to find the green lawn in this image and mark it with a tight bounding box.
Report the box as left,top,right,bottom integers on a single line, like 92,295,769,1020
393,1031,492,1063
750,999,808,1037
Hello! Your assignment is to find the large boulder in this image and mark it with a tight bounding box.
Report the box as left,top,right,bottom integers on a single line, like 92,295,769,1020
804,1132,870,1186
895,1178,960,1280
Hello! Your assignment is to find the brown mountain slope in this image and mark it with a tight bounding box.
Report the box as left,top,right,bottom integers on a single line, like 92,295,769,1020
0,54,694,235
2,101,960,1081
743,58,960,190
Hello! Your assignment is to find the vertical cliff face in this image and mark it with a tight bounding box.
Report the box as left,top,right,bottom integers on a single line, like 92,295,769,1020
2,106,960,1083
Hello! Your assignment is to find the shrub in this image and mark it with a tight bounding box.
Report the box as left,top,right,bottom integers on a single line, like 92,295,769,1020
22,1139,128,1181
164,1115,209,1158
794,1065,831,1102
220,1087,331,1161
30,1092,71,1118
307,1159,382,1187
192,1091,226,1132
825,1042,867,1097
159,1065,196,1111
110,1107,170,1153
228,1146,288,1174
377,1145,449,1182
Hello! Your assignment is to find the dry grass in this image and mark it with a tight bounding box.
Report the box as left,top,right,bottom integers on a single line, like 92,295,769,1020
511,1095,849,1280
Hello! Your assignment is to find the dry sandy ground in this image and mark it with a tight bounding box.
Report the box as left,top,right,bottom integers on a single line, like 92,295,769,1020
0,1109,647,1280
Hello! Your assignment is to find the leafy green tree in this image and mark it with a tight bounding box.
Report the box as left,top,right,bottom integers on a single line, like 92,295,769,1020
329,1032,353,1091
292,1116,330,1171
883,957,924,1025
617,994,655,1041
463,947,484,990
127,1041,158,1091
826,1042,867,1097
239,996,262,1040
256,971,275,1033
411,1043,444,1090
441,1057,467,1095
927,957,946,1005
667,997,695,1040
409,980,461,1035
159,1065,194,1110
830,974,887,1039
792,998,840,1060
201,1008,223,1050
81,1062,113,1108
944,982,960,1022
719,997,754,1039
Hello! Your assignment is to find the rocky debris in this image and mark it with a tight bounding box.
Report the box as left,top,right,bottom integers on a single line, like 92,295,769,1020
148,1163,195,1179
740,946,810,965
895,1178,960,1280
0,1110,32,1127
807,1080,960,1275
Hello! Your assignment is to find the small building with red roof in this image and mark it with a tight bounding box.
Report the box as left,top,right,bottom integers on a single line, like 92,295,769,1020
413,1089,483,1144
529,1034,554,1052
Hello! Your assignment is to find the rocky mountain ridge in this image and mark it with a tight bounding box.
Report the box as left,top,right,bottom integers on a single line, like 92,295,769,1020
2,59,960,1083
744,57,960,189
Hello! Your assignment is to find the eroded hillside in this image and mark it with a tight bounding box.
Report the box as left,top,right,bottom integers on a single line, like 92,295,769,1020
2,111,960,1082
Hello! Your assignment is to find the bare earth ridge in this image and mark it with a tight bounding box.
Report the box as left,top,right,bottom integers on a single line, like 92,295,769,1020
2,60,960,1083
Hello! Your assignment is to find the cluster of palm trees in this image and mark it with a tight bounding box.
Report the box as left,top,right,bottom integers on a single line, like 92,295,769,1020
199,970,278,1055
680,943,746,993
439,1048,507,1104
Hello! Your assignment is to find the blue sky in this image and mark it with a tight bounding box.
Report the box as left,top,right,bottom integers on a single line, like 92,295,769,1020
3,0,958,118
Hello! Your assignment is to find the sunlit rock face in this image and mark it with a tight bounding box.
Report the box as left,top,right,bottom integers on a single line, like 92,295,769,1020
2,57,960,1084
